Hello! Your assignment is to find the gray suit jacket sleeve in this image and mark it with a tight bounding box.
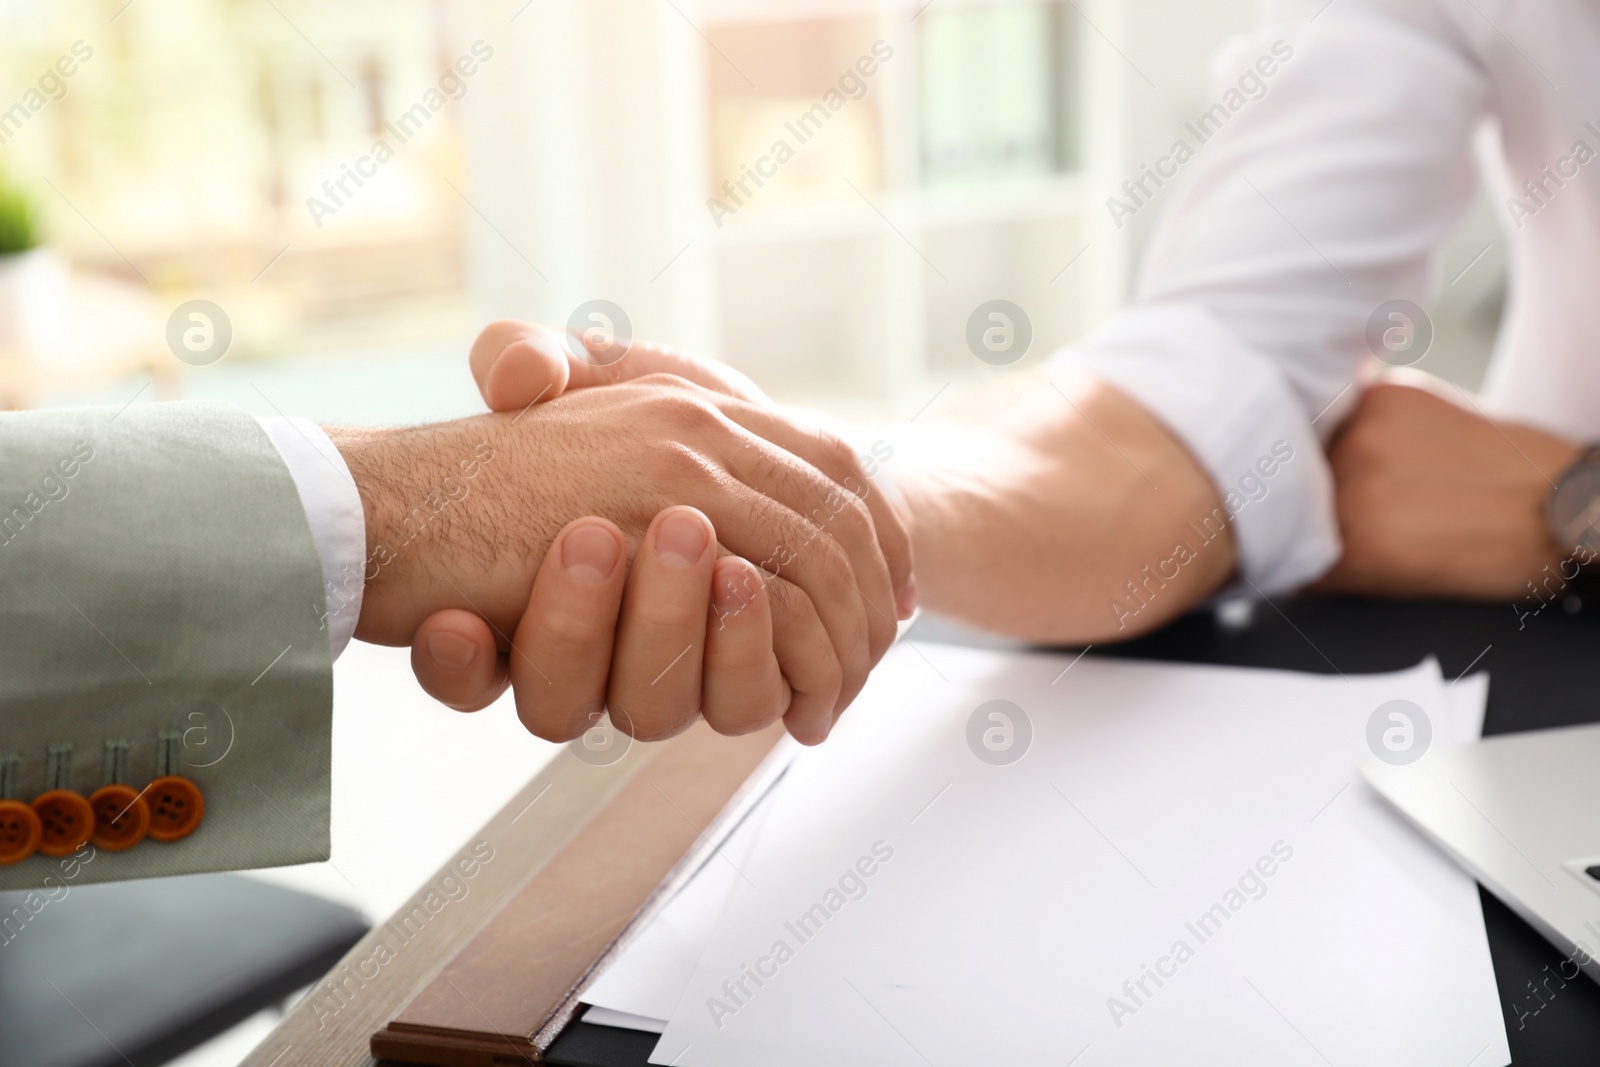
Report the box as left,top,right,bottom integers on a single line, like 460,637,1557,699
0,401,335,890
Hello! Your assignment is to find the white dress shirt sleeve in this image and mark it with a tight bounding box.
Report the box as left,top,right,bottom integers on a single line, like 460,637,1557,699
1053,0,1491,592
255,416,366,659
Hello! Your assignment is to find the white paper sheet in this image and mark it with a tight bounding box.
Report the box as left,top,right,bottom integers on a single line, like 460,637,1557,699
583,667,1499,1040
648,645,1509,1067
1444,671,1490,741
581,645,932,1032
581,1006,668,1034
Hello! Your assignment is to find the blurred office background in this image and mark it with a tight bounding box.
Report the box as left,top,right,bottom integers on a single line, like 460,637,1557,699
0,0,1507,1062
0,0,1505,419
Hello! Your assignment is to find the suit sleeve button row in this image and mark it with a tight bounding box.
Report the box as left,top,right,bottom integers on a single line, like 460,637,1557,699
0,777,204,866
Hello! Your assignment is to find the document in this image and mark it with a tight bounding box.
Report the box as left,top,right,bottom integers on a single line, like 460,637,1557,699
590,644,1508,1066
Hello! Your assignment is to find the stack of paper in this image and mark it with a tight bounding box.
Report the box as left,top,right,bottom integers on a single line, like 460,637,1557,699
582,643,1510,1066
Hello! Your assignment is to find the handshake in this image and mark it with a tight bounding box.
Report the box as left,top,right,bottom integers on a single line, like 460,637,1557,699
329,321,916,749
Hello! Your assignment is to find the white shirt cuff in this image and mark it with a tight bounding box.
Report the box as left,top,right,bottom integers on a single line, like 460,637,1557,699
1050,302,1342,594
255,416,366,659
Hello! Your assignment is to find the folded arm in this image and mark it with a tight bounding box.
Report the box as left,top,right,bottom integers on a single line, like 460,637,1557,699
1045,2,1490,601
890,369,1236,643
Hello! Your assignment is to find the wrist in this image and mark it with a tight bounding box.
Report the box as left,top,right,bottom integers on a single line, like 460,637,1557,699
1547,442,1600,557
323,426,403,644
325,421,506,646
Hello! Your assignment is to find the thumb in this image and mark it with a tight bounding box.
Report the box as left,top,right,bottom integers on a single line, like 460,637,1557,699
470,320,573,413
470,318,772,414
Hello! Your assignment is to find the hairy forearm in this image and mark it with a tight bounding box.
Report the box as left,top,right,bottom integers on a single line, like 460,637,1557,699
893,371,1235,644
326,416,539,646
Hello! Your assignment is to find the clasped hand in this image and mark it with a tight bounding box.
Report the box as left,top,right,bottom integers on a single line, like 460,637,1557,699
1316,376,1578,598
337,322,914,748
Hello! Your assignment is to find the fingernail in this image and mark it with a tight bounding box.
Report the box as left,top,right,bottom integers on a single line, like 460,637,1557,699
562,522,621,582
896,574,919,620
656,510,710,566
426,631,478,671
714,563,753,612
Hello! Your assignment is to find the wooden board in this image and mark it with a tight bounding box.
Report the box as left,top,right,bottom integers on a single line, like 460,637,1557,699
369,721,788,1066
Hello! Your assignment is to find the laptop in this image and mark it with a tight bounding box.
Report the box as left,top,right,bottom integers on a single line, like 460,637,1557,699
1361,722,1600,984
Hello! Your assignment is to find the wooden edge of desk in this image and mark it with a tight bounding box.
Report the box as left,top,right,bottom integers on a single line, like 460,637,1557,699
237,732,656,1067
370,720,789,1065
533,729,793,1051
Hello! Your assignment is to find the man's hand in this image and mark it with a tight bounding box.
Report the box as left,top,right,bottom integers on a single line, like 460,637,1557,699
407,507,789,744
456,322,913,591
1316,377,1580,599
334,369,911,745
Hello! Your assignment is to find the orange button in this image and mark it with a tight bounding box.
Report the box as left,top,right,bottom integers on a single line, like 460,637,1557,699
145,776,204,842
32,790,94,857
0,800,42,865
89,784,151,852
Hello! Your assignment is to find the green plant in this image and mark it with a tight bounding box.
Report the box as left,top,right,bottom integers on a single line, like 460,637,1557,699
0,177,40,257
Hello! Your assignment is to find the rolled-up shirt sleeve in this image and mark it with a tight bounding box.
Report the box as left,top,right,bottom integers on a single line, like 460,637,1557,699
1053,0,1490,592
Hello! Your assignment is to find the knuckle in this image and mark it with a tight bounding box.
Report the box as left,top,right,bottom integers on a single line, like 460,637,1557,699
806,608,849,678
759,680,792,722
816,569,874,662
650,440,717,482
611,700,694,742
630,598,706,631
837,635,869,687
645,385,725,434
516,714,569,745
817,655,844,703
515,694,599,744
677,396,721,430
610,653,703,732
814,537,860,594
864,612,893,662
529,607,615,652
791,629,843,697
706,699,779,737
781,596,843,696
822,433,865,480
844,611,873,670
833,494,876,543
